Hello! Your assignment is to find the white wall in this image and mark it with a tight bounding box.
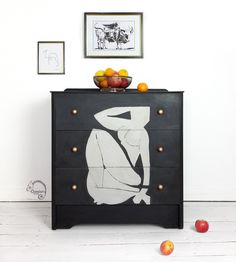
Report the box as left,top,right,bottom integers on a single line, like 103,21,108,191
0,0,236,201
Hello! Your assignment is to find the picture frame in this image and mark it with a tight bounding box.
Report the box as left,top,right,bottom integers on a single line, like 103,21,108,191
37,41,65,74
84,12,143,58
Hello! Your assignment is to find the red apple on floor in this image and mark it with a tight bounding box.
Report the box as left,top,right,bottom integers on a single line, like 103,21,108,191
160,240,174,255
108,73,122,88
195,219,209,233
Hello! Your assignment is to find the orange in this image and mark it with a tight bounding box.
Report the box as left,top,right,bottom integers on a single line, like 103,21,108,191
137,82,148,92
100,79,109,89
105,68,115,76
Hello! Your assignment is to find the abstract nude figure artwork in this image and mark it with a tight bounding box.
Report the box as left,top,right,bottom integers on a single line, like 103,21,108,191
86,107,151,205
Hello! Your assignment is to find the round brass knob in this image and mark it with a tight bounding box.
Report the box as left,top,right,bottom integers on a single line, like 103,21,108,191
71,184,77,191
157,146,164,152
71,146,78,153
157,109,164,115
71,109,78,115
157,184,164,191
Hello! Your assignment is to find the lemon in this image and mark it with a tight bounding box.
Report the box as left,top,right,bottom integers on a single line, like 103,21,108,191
118,69,129,77
95,70,105,76
95,70,105,82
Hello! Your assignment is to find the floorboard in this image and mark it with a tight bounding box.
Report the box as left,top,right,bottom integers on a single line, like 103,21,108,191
0,202,236,262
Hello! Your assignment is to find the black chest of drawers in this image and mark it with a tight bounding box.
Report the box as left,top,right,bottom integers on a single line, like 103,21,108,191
51,89,184,229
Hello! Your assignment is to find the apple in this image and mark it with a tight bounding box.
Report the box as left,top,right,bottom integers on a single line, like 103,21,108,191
108,73,122,88
195,219,209,233
120,78,129,88
160,240,174,256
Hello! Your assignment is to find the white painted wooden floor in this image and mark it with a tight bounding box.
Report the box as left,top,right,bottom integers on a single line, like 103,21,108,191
0,202,236,262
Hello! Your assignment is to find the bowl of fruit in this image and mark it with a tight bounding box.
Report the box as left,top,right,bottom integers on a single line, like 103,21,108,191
94,68,132,92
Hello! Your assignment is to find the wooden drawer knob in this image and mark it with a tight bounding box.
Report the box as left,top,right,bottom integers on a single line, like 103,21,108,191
157,146,164,152
71,109,78,115
71,146,78,153
157,109,164,115
71,184,78,191
157,184,164,191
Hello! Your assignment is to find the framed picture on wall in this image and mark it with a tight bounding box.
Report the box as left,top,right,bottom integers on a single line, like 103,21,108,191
37,41,65,74
84,12,143,58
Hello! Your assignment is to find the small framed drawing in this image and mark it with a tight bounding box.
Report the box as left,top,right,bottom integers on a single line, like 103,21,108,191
84,12,143,58
37,41,65,74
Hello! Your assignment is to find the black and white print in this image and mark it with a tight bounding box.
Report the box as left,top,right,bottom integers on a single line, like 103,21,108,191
93,21,135,50
85,13,143,58
86,107,150,205
38,41,65,74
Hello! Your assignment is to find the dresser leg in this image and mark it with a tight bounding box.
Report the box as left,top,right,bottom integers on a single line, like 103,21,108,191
52,224,57,230
52,204,57,230
178,204,184,229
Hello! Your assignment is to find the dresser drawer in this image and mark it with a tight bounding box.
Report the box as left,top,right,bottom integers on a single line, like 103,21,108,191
149,168,181,204
53,93,182,130
55,130,180,168
54,168,180,205
55,205,180,228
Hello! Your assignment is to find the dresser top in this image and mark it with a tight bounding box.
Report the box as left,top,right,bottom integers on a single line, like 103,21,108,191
51,88,184,94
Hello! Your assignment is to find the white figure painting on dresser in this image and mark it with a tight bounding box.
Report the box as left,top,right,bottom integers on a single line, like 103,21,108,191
86,107,150,205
